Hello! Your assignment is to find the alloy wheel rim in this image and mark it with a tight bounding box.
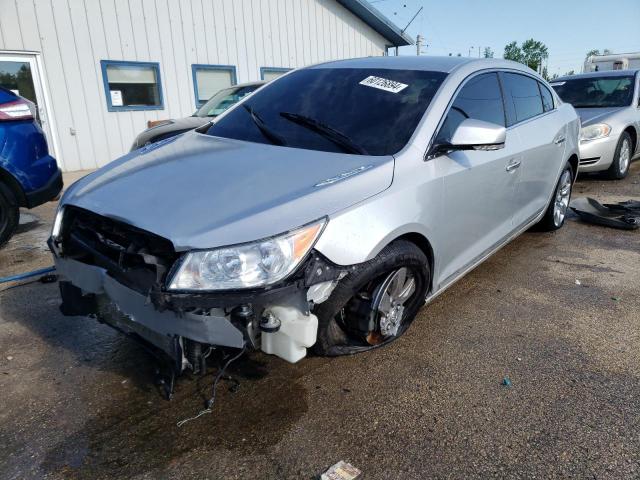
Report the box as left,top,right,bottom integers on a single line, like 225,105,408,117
619,139,631,175
553,170,572,227
370,267,417,341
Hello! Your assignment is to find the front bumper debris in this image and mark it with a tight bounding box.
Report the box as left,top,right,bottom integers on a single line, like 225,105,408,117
50,207,346,381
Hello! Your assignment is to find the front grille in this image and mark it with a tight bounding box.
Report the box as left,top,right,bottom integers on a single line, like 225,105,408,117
61,206,179,294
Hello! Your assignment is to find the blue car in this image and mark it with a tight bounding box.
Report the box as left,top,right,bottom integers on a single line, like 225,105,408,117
0,87,62,246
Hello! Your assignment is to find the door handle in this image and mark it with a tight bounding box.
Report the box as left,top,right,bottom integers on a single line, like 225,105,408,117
554,135,566,145
505,159,521,172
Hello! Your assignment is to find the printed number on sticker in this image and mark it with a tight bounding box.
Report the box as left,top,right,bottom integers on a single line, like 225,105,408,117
359,76,408,93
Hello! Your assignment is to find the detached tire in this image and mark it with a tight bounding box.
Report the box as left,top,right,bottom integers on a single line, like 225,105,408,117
537,162,574,232
0,183,19,247
605,132,632,180
313,240,430,356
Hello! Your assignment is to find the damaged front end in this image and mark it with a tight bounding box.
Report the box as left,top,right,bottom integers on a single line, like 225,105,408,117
49,206,345,391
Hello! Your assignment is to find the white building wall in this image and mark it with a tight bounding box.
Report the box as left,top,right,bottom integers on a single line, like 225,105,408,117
0,0,389,171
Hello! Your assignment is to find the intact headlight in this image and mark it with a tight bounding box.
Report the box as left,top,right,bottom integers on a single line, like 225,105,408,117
168,219,326,291
580,123,611,142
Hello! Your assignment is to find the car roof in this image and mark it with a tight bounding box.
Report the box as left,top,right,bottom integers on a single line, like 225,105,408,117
307,55,531,74
554,70,640,82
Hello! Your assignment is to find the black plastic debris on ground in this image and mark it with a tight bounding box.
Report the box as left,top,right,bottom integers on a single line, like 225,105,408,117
570,197,640,230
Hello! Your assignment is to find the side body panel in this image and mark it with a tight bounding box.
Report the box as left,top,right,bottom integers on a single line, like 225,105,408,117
511,111,567,226
434,132,521,284
316,63,581,297
0,118,59,192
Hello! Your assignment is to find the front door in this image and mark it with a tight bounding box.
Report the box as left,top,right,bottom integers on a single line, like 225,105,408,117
434,72,521,285
0,52,57,157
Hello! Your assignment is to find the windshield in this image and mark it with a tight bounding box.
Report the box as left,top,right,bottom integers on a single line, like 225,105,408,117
195,84,261,117
206,68,447,156
551,76,635,108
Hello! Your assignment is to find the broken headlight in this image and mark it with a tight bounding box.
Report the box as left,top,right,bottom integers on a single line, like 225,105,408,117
168,219,326,291
51,206,65,241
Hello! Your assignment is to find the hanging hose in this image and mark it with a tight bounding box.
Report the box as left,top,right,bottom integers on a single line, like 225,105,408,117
176,344,247,428
0,266,56,285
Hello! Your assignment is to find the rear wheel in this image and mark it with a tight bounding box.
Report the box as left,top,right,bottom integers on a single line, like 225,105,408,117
0,183,19,247
537,163,573,232
605,132,632,180
313,240,430,356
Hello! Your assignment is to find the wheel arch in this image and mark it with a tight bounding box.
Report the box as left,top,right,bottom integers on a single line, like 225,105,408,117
623,125,637,154
0,166,26,207
384,231,435,294
567,153,579,182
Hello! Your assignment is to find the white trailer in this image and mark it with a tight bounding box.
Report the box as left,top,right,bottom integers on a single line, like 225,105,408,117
584,52,640,72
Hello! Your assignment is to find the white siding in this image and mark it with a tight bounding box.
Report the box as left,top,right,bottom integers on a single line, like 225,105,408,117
0,0,389,171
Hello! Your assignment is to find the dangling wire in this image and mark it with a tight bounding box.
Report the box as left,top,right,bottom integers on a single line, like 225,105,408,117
176,344,246,428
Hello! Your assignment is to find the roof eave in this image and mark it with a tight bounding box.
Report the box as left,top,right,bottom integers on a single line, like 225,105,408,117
336,0,414,47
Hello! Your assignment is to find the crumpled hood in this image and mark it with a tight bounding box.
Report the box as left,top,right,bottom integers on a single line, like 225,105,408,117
576,107,624,127
62,132,394,251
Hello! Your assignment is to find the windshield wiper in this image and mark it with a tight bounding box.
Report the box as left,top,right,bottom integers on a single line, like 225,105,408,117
279,112,368,155
243,104,287,146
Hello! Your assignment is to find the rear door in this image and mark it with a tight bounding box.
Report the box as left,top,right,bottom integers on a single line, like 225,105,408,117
500,72,567,227
435,72,522,284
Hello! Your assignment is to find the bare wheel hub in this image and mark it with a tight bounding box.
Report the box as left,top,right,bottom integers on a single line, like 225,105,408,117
372,267,416,339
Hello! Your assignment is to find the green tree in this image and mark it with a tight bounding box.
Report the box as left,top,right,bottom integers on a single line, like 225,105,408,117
483,47,494,58
503,41,523,63
521,38,549,71
564,70,575,76
585,49,600,59
542,66,549,81
504,39,549,71
586,48,613,59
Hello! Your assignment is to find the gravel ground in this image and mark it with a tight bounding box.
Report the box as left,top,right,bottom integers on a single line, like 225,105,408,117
0,164,639,479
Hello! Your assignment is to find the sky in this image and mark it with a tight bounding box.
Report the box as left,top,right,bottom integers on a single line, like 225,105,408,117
369,0,640,75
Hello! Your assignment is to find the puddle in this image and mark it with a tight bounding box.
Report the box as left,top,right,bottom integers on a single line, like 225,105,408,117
40,352,308,479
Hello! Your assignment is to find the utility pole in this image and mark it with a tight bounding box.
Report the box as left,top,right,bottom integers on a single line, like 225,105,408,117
416,35,423,56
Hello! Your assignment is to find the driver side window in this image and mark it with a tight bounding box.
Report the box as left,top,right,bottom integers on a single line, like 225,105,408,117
435,72,506,145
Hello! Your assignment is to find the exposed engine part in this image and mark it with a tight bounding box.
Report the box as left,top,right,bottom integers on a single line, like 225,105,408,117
230,305,260,347
184,339,207,374
261,306,318,363
259,311,281,333
306,280,338,305
177,344,247,427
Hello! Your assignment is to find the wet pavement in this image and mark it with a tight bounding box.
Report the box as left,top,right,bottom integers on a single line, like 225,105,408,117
1,165,639,479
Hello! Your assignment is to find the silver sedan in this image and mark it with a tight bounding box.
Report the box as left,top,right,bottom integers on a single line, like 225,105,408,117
50,57,580,380
551,70,640,179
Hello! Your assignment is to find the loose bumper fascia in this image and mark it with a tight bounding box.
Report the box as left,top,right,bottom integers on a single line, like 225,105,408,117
55,256,246,350
51,241,346,351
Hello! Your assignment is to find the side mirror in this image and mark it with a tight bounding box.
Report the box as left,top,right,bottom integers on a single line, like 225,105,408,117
430,119,506,158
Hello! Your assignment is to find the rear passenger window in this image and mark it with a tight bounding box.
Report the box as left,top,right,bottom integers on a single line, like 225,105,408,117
539,82,554,112
502,73,543,125
435,72,505,144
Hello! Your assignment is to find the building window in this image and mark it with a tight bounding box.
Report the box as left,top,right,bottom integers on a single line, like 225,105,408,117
192,64,237,107
260,67,291,82
100,60,163,111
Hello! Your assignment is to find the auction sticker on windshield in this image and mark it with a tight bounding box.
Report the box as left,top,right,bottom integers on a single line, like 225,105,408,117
359,76,409,93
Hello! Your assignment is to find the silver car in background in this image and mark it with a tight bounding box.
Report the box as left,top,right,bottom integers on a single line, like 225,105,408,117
49,57,579,384
551,70,640,179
